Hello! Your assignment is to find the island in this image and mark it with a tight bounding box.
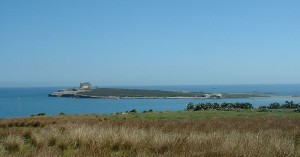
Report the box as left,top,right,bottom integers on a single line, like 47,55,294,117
49,83,207,99
49,82,268,99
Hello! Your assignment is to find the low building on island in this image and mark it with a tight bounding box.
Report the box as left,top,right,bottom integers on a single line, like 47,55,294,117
80,82,92,90
49,82,92,97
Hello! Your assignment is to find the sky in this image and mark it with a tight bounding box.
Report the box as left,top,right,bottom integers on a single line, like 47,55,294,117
0,0,299,87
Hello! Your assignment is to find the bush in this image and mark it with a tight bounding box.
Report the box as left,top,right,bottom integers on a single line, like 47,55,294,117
142,109,153,113
59,112,66,115
186,102,195,110
194,105,201,111
191,102,253,111
282,101,299,109
268,103,281,109
129,109,137,113
294,108,300,112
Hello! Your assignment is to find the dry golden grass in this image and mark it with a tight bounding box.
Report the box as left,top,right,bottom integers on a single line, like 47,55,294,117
0,111,300,157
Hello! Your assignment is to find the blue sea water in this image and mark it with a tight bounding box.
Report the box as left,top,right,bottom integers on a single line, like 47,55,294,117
1,84,300,119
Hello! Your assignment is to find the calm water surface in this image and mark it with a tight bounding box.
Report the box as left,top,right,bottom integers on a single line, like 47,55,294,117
1,85,300,118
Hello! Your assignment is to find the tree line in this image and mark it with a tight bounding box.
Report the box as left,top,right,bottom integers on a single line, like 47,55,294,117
186,101,300,112
258,101,300,109
186,102,253,111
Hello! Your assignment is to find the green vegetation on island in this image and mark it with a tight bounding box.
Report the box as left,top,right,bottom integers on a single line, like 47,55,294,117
79,88,206,98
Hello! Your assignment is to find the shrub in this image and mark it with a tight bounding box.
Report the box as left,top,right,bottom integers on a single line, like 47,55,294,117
186,102,195,110
212,103,220,109
142,110,153,113
129,109,137,113
59,112,66,115
268,103,281,109
282,101,299,109
37,113,46,116
294,108,300,113
194,105,201,111
191,102,253,111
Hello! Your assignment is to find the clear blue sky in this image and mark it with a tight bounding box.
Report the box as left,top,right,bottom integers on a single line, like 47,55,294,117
0,0,299,87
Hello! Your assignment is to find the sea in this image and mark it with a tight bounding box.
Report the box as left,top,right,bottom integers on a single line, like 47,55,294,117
1,84,300,119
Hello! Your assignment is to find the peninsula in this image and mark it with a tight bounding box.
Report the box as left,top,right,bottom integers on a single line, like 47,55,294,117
48,82,268,99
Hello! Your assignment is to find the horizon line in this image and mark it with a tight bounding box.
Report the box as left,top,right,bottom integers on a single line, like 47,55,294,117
1,83,300,88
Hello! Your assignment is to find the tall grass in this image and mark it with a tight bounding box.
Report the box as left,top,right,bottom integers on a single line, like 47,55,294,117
0,112,300,156
2,135,24,152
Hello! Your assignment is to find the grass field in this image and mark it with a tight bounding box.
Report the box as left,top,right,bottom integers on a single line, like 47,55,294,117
0,110,300,157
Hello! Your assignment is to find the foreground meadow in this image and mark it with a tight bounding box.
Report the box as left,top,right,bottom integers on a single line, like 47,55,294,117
0,110,300,157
